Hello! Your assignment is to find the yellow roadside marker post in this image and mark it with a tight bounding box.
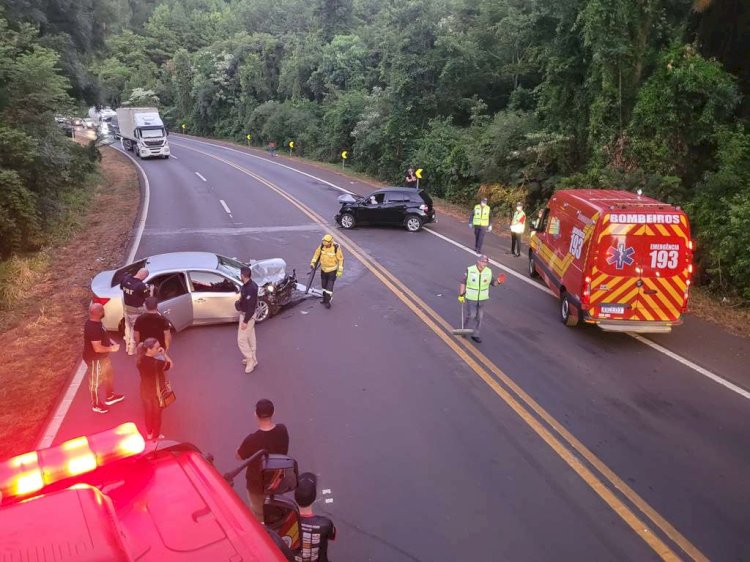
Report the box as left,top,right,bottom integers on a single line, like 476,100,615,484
416,168,423,189
289,140,295,157
341,150,348,169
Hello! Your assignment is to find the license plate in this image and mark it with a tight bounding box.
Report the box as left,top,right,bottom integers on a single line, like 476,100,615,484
601,305,625,314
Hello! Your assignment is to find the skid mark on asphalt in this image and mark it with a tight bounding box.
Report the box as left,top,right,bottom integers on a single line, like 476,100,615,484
173,142,706,562
171,137,746,404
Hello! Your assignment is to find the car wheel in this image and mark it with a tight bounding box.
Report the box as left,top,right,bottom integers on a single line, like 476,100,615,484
560,292,578,327
528,252,538,278
340,213,355,229
405,215,423,232
255,299,271,323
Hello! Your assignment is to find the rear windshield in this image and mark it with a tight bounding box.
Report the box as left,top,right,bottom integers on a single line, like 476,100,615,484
111,259,147,287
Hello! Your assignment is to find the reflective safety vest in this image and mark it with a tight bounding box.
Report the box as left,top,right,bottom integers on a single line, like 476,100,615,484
511,210,526,233
465,265,493,301
472,204,490,227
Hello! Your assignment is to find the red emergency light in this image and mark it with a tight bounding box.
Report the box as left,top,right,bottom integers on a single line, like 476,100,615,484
0,423,145,501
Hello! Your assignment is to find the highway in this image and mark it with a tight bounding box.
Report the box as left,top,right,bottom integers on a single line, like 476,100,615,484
50,135,750,561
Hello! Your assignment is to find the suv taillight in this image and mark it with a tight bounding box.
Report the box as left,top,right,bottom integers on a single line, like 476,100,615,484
92,296,110,306
419,204,428,212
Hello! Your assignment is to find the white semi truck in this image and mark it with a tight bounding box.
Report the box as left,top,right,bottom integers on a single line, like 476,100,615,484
114,107,170,159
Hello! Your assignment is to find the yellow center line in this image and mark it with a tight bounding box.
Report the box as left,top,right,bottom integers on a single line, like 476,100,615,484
175,142,707,562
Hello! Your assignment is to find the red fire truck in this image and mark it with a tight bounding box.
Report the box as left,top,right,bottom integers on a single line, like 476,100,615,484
0,423,301,560
529,189,694,333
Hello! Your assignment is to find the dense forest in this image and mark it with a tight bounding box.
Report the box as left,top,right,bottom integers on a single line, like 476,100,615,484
1,0,749,298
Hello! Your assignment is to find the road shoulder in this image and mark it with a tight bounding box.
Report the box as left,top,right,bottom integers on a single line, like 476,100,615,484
0,145,139,460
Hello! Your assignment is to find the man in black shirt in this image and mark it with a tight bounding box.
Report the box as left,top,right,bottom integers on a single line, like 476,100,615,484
121,268,151,356
295,472,336,562
134,296,171,350
236,399,289,522
83,303,124,414
236,266,259,373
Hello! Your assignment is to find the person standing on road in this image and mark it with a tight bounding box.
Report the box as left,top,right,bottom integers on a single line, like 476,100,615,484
458,255,506,344
135,337,172,440
134,296,171,351
295,472,337,562
236,399,290,522
83,303,124,414
236,266,259,374
310,234,344,309
404,167,418,188
510,202,526,257
121,268,151,355
469,197,492,254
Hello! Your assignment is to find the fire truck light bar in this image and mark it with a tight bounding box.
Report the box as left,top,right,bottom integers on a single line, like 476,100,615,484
0,423,145,500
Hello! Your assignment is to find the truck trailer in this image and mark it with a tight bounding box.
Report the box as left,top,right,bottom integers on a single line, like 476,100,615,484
115,107,171,159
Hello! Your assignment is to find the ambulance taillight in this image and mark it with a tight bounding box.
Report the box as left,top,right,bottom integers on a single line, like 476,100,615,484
582,276,592,307
0,423,145,501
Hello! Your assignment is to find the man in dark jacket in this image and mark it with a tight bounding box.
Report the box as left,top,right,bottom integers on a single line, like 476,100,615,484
236,266,259,373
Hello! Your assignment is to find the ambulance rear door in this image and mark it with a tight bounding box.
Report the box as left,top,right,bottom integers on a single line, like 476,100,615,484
588,216,643,321
630,214,691,322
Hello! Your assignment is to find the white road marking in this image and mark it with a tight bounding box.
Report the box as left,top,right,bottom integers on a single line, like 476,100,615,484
195,171,207,182
219,199,231,214
172,136,749,402
630,333,750,399
143,224,320,236
322,489,331,494
325,498,334,504
38,146,151,448
170,155,178,160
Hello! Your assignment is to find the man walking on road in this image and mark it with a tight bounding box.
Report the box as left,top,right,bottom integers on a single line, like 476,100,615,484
458,255,506,343
83,303,124,413
469,197,492,254
295,472,337,562
310,234,344,309
236,266,259,373
236,399,290,522
510,202,526,257
121,268,151,355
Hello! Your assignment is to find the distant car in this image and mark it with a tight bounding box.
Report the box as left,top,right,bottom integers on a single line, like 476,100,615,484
91,252,300,333
83,118,96,129
335,187,436,232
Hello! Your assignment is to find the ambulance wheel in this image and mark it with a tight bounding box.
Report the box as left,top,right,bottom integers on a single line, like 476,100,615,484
560,293,578,327
528,253,538,278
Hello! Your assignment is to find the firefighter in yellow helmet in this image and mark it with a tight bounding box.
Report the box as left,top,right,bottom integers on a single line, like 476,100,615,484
310,234,344,309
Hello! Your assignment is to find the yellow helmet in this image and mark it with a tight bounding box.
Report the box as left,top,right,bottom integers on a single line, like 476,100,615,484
322,234,334,243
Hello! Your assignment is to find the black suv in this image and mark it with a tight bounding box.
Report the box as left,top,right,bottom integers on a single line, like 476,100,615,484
335,188,436,232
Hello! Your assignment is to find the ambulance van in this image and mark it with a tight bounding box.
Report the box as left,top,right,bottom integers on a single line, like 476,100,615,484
528,189,694,333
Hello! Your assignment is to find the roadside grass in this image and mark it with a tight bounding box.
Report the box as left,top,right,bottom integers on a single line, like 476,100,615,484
188,134,750,339
0,145,139,460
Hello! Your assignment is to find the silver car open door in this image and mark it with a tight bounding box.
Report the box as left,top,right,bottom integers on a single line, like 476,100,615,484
187,271,241,325
150,272,193,331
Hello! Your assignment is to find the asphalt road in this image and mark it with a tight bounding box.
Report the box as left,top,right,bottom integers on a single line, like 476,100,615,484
52,136,750,561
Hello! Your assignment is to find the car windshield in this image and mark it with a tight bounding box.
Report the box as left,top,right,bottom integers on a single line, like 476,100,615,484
217,255,245,281
141,128,165,138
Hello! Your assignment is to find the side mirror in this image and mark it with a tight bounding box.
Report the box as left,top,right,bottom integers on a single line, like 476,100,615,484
262,454,298,495
264,496,301,552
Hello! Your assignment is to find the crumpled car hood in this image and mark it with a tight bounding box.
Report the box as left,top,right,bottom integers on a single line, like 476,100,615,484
250,258,288,286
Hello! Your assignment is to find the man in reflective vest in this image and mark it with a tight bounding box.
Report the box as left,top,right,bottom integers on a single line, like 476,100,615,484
510,202,526,257
458,255,506,343
310,233,344,309
468,197,492,254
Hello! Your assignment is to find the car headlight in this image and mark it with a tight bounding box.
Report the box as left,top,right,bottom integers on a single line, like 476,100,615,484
265,284,275,293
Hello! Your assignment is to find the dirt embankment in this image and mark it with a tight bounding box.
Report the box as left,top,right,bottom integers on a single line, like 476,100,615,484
0,144,139,460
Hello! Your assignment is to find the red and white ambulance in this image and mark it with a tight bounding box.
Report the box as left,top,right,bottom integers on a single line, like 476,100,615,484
529,189,694,333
